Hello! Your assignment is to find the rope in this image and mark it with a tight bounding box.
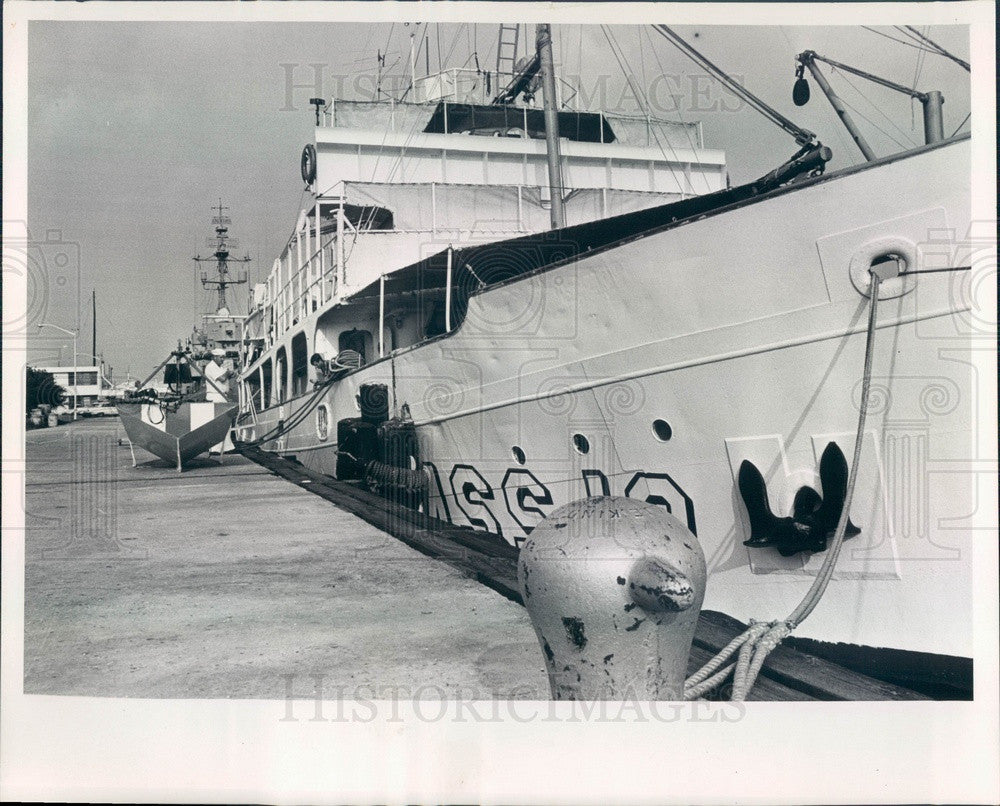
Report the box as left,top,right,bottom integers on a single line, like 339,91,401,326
829,65,917,148
950,113,971,138
860,26,941,56
642,26,716,195
685,270,884,701
652,24,816,146
239,369,338,447
601,25,689,197
901,25,970,72
908,26,928,96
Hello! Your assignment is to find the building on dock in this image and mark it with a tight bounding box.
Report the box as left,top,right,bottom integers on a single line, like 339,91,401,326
31,364,105,408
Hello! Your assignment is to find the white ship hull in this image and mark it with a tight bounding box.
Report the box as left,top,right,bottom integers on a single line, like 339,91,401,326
239,137,976,659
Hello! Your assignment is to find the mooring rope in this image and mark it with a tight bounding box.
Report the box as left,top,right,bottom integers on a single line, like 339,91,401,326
239,371,338,447
685,269,885,701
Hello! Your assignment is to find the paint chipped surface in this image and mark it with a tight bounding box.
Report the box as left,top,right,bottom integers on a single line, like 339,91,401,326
561,616,587,649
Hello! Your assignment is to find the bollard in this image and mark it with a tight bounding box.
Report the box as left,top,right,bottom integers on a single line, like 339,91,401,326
518,496,706,700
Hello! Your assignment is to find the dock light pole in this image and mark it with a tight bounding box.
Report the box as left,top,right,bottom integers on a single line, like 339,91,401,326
39,322,78,420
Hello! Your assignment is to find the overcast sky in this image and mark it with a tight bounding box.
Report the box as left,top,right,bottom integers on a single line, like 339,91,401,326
25,19,971,378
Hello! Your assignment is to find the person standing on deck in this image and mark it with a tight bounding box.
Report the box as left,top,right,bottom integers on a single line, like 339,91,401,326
204,348,231,402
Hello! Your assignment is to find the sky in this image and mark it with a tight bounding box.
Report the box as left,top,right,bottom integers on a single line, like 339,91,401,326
24,16,972,379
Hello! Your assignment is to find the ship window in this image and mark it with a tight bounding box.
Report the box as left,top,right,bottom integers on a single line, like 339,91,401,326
275,347,288,403
572,434,590,455
652,419,673,442
291,333,309,396
511,446,526,465
261,359,272,409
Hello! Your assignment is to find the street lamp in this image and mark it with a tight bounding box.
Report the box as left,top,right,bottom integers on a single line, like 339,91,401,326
38,323,79,420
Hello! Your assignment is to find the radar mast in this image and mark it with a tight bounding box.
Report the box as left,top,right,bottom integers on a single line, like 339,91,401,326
193,201,251,314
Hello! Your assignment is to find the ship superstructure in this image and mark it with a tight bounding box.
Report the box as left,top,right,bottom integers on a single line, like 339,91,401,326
238,97,726,408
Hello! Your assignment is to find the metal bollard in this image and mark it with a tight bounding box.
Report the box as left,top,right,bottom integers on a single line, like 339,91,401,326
518,496,706,700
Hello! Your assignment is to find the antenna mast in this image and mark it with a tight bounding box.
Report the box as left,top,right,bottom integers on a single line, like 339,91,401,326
193,201,251,314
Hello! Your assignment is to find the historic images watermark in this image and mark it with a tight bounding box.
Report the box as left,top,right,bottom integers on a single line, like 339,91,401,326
278,63,745,117
277,674,747,723
32,425,144,561
2,221,81,340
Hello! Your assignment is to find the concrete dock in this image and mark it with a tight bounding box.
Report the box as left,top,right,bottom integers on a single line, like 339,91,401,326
22,419,548,699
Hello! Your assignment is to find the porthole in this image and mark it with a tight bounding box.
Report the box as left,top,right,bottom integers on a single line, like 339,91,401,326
511,445,526,465
572,433,590,455
652,419,673,442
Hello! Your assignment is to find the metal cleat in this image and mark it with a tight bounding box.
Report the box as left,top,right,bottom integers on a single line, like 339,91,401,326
518,496,706,700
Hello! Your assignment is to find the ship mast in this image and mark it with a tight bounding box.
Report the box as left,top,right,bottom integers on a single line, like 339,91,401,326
536,23,566,230
193,201,251,314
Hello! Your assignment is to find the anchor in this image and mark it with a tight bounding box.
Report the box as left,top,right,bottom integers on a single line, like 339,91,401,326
738,442,861,557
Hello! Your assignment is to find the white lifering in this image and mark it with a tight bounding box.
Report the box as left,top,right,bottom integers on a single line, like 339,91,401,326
848,236,918,299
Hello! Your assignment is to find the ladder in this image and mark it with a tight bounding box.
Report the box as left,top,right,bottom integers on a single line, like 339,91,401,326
495,24,520,81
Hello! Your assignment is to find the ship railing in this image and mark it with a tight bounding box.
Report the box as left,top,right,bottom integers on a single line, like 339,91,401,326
321,73,515,127
268,223,532,340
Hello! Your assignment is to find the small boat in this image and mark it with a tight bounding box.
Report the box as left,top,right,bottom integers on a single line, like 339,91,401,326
118,399,237,472
117,349,237,471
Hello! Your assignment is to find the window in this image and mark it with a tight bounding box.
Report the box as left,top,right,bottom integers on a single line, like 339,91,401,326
291,333,309,396
652,419,673,441
275,347,287,403
261,359,273,408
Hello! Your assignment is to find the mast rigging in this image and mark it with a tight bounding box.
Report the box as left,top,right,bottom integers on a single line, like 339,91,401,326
651,24,817,147
193,201,251,314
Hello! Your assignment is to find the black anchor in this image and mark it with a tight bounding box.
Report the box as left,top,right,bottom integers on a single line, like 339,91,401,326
738,442,861,557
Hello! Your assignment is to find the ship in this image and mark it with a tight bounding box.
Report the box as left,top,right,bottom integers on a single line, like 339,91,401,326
232,24,976,689
117,205,249,470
